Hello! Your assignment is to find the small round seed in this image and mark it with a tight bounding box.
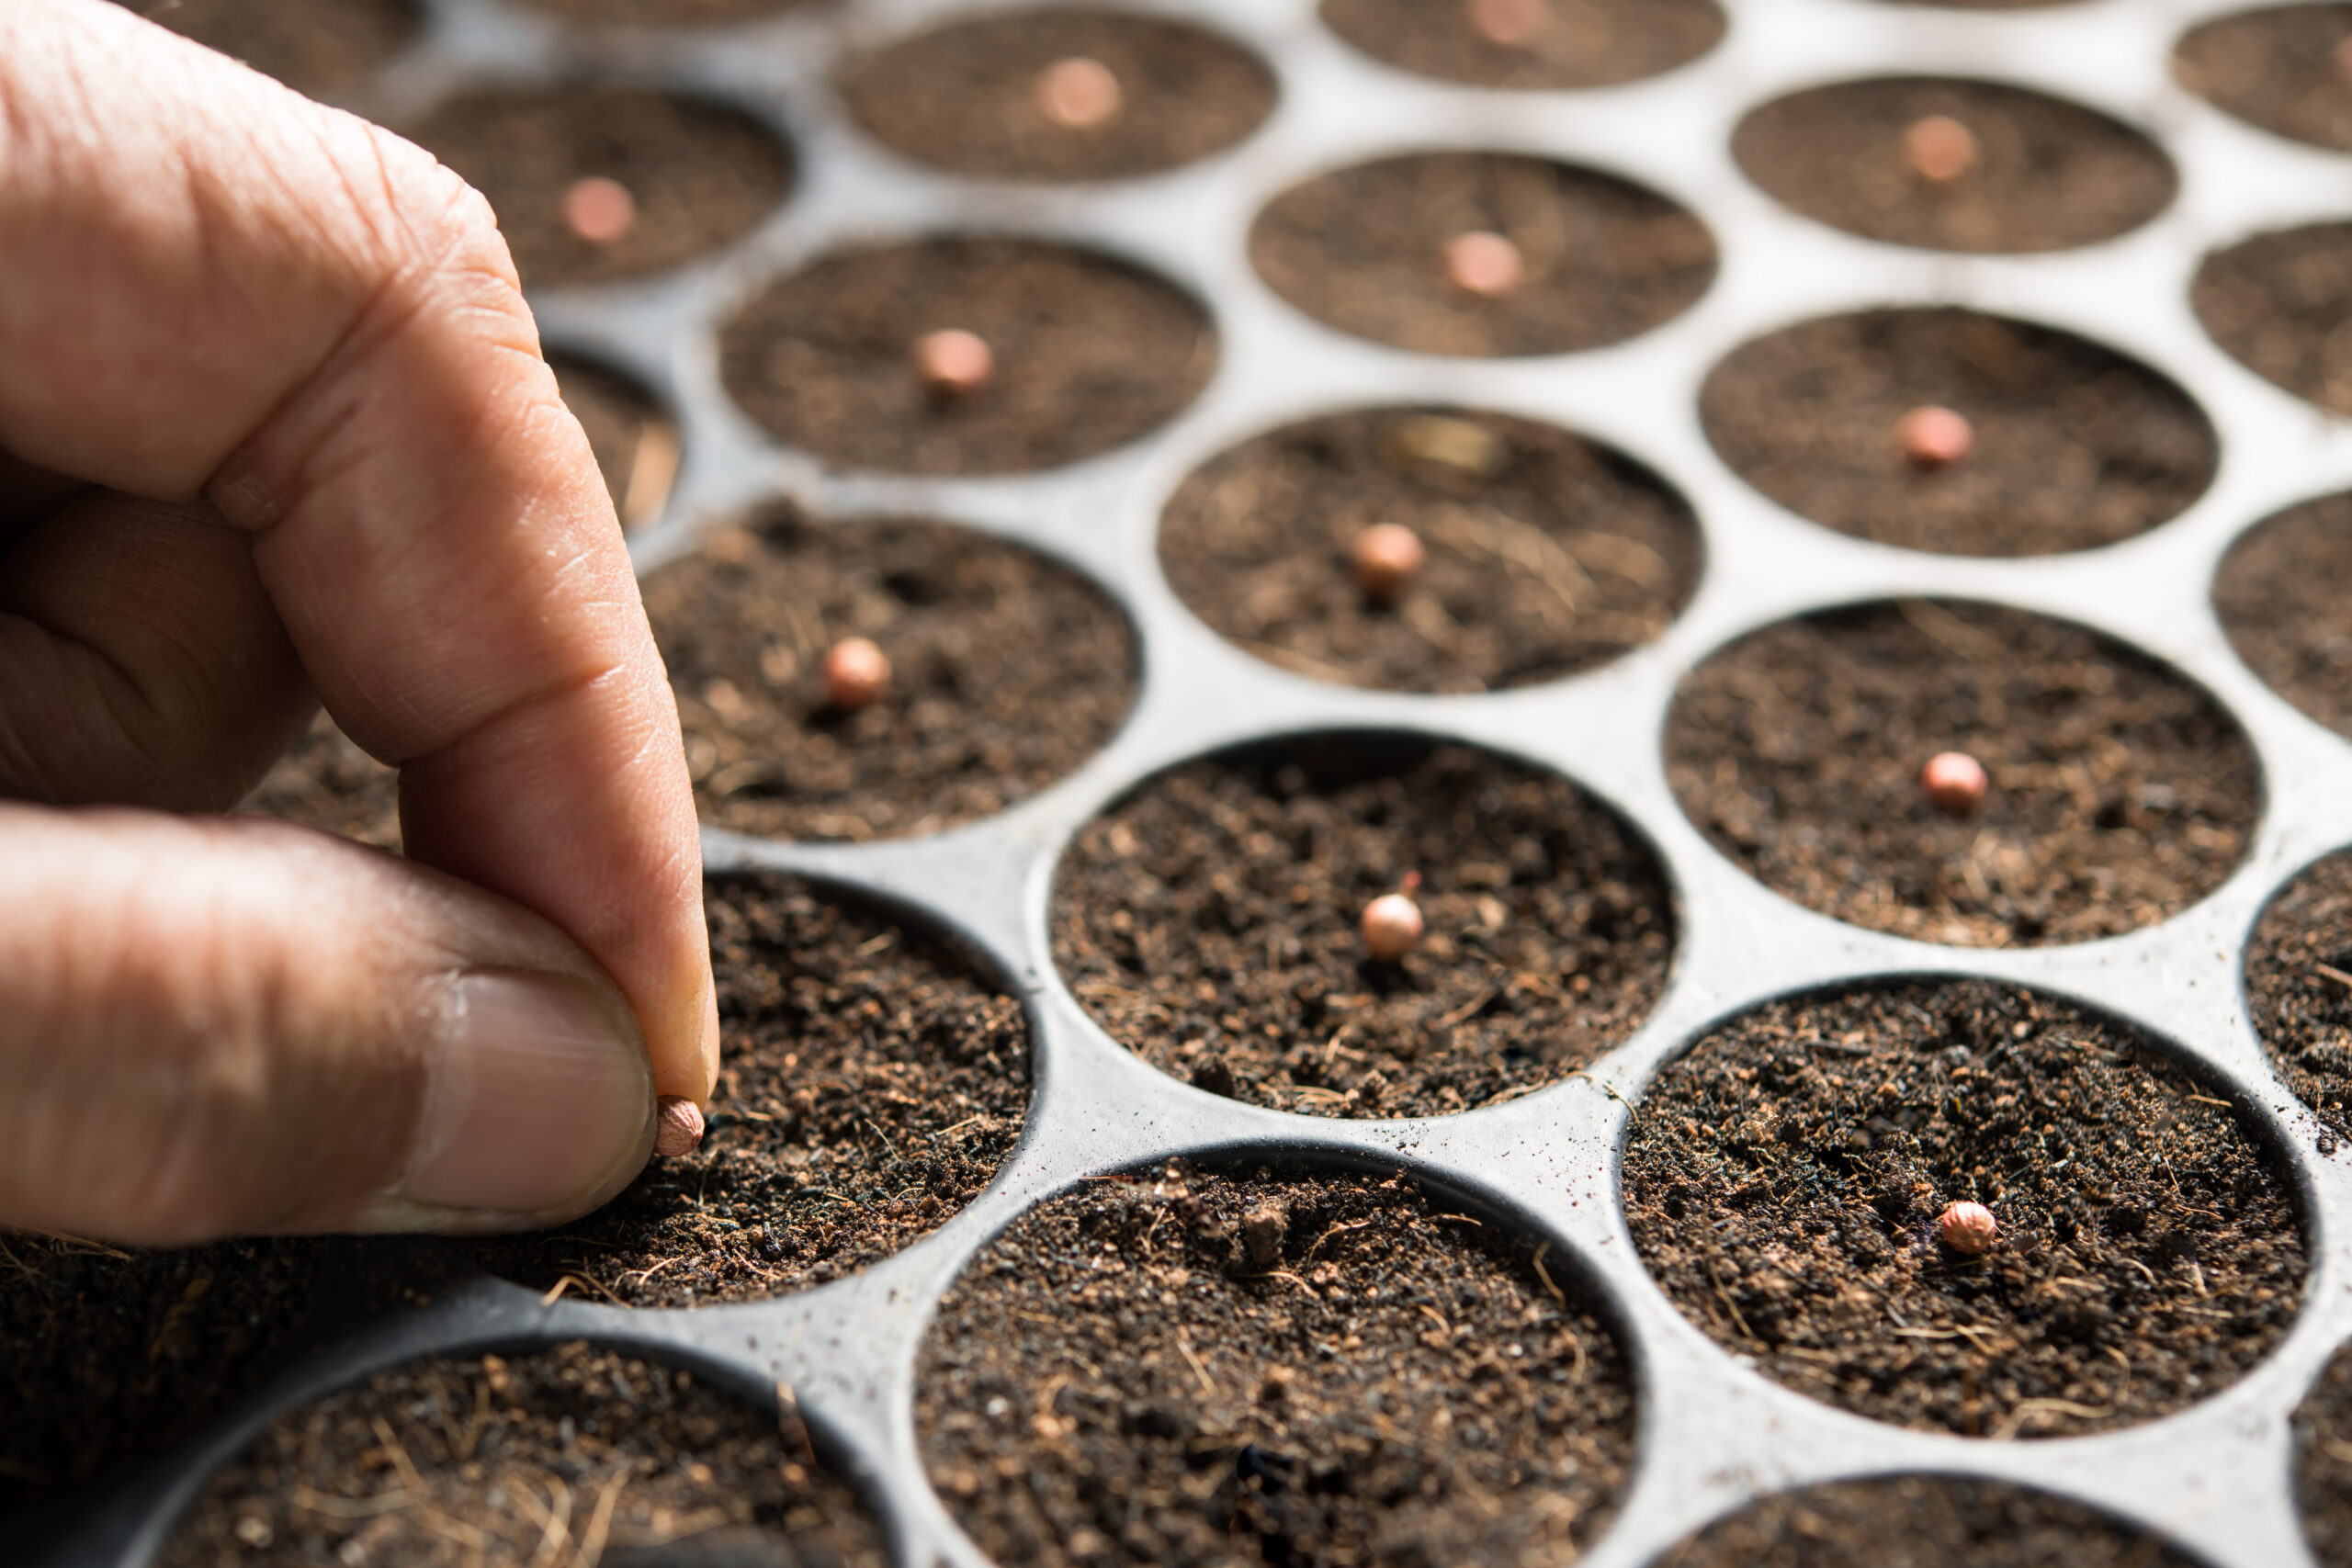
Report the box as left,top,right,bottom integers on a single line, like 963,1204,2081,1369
1920,750,1989,817
1896,404,1974,469
653,1095,706,1158
1902,115,1979,185
910,329,996,400
1350,523,1428,604
1443,231,1526,298
1361,892,1425,962
822,636,892,711
1035,56,1124,130
1937,1200,1997,1256
560,176,638,245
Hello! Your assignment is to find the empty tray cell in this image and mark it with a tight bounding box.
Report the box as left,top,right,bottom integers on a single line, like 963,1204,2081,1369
1159,406,1702,692
1318,0,1724,91
838,8,1275,183
550,355,681,532
1700,308,2217,558
1662,1475,2205,1566
2196,221,2352,416
160,1340,887,1567
2244,847,2352,1147
2297,1338,2352,1566
1624,977,2306,1439
465,874,1029,1307
1733,77,2177,254
918,1163,1634,1568
643,511,1136,841
720,237,1216,475
404,86,792,289
133,0,419,100
2217,491,2352,739
1664,599,2260,947
1249,151,1716,357
2177,5,2352,154
1052,733,1674,1119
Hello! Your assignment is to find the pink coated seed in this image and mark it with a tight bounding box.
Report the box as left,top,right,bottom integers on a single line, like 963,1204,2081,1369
1351,523,1428,604
1444,231,1526,298
1361,893,1425,963
1938,1200,1997,1256
1921,751,1989,816
822,637,892,711
1035,56,1124,129
911,329,996,400
560,176,638,245
1902,115,1979,185
1896,405,1974,469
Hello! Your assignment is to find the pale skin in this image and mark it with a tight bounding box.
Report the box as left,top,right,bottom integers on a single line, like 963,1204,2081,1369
0,0,718,1244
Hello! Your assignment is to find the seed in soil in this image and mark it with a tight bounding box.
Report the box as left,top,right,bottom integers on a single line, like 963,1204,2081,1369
130,0,421,102
1939,1199,1998,1256
2243,848,2352,1145
1702,308,2215,557
558,175,636,245
2294,1337,2352,1567
1348,521,1427,604
1360,889,1425,962
917,1164,1636,1568
1623,977,2305,1439
1468,0,1544,45
643,509,1136,842
1250,151,1717,357
1658,1474,2204,1567
653,1095,705,1157
2175,4,2352,155
720,236,1215,475
1921,750,1989,817
1903,112,1981,184
1159,405,1703,693
1443,230,1526,298
1896,403,1974,470
1733,76,2176,254
910,327,997,401
820,636,893,714
1665,599,2259,947
462,874,1030,1307
1035,55,1123,129
1051,732,1675,1119
159,1341,888,1568
2215,492,2352,741
2195,221,2352,416
1319,0,1724,90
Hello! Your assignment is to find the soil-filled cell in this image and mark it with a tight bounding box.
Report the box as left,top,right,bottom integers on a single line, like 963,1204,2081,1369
1664,600,2261,947
1700,309,2217,558
404,87,791,288
1052,735,1675,1119
720,238,1216,474
1249,152,1716,357
1159,407,1702,693
2245,848,2352,1145
127,0,419,100
2297,1339,2352,1567
512,0,813,24
1624,978,2305,1439
1663,1475,2205,1567
1318,0,1724,90
839,10,1275,182
1733,78,2176,254
161,1341,887,1567
550,355,680,530
2177,5,2352,154
2196,222,2352,416
465,874,1028,1307
918,1164,1635,1568
2217,493,2352,739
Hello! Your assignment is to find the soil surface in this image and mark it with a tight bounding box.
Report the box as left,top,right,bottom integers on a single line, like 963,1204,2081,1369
645,513,1136,841
918,1164,1634,1568
1052,736,1675,1119
2216,492,2352,739
2296,1338,2352,1568
161,1341,887,1568
1318,0,1724,89
2195,221,2352,416
1249,151,1716,357
1700,308,2217,558
720,237,1216,474
1658,1476,2204,1568
839,9,1275,182
1733,77,2177,254
509,0,813,24
1159,407,1702,693
405,86,791,289
2244,848,2352,1147
240,715,402,852
2177,5,2352,154
1624,977,2306,1439
550,355,678,530
130,0,418,100
1,1235,317,1506
1664,599,2261,948
466,874,1028,1308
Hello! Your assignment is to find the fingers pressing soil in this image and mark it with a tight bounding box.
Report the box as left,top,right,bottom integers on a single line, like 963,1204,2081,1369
918,1164,1634,1568
1623,978,2305,1440
2176,4,2352,155
130,0,419,100
2295,1338,2352,1568
1661,1475,2204,1567
2245,848,2352,1147
1317,0,1724,90
2217,493,2352,741
2196,222,2352,417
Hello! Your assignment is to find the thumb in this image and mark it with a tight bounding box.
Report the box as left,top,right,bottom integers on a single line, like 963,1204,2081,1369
0,805,662,1245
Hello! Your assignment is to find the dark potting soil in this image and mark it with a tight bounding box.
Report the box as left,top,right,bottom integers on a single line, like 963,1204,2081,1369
719,237,1216,475
1699,308,2218,558
240,715,401,852
2296,1338,2352,1568
2244,848,2352,1146
1657,1475,2202,1568
917,1164,1634,1568
160,1341,887,1568
508,0,814,26
1248,152,1717,358
2195,221,2352,416
465,874,1028,1309
1733,77,2177,254
1663,600,2261,948
550,355,678,531
1050,736,1675,1120
2177,5,2352,154
404,86,791,290
130,0,419,101
2216,492,2352,740
0,1235,317,1506
838,9,1275,183
643,513,1136,842
1317,0,1724,90
1623,978,2306,1440
1158,407,1702,693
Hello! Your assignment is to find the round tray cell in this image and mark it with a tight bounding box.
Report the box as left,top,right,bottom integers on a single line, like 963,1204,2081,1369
1051,733,1675,1119
1317,0,1725,91
1,1237,317,1511
719,237,1216,475
2177,6,2352,154
1732,77,2177,254
1663,1475,2206,1566
1159,406,1702,693
917,1163,1635,1568
1664,599,2261,948
838,10,1276,183
135,0,420,100
2297,1338,2352,1567
1700,308,2218,558
403,86,792,289
2245,847,2352,1148
2217,492,2352,739
642,511,1136,842
466,874,1028,1307
511,0,813,24
2196,221,2352,416
1248,151,1717,357
549,355,680,531
240,714,401,851
1624,977,2307,1440
160,1341,887,1568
